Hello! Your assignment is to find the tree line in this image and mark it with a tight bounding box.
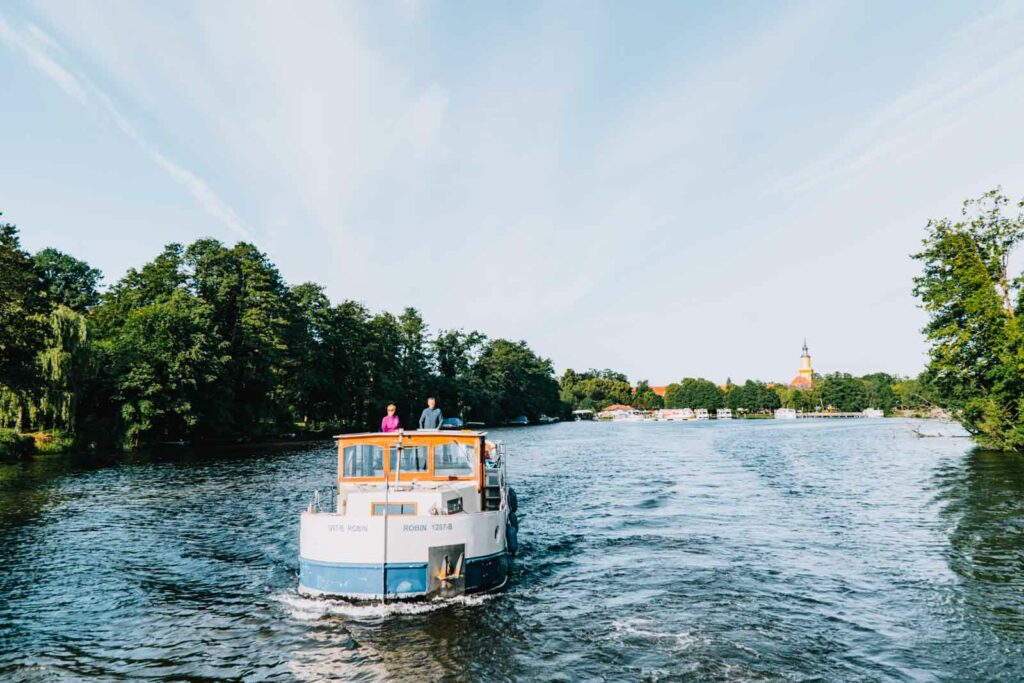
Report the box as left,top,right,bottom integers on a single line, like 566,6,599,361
0,219,562,452
560,368,940,415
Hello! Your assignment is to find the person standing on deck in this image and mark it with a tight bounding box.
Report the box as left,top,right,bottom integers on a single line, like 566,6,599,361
418,396,443,430
381,404,401,432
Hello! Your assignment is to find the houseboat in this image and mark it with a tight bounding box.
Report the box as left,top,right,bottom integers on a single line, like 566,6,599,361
299,430,517,601
716,408,733,419
775,408,797,419
694,408,710,420
862,408,884,418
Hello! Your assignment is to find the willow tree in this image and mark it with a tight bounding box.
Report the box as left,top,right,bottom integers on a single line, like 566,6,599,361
33,306,89,432
913,189,1024,450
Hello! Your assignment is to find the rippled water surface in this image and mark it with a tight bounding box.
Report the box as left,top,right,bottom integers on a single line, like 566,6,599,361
3,419,1024,681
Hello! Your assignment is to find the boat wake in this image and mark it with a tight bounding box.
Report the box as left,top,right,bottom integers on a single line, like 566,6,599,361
275,591,498,620
609,616,708,652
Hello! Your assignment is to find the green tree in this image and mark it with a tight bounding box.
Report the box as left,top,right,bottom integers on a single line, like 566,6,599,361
727,380,780,413
860,372,897,413
819,372,868,412
559,369,633,410
434,329,486,420
893,372,942,410
32,306,90,432
474,340,562,423
397,308,432,425
0,221,47,405
184,240,296,436
366,312,405,423
913,189,1024,449
631,380,664,410
665,377,723,410
34,248,102,311
111,291,223,446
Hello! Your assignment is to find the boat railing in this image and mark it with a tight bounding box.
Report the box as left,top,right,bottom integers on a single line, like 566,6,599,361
307,486,338,514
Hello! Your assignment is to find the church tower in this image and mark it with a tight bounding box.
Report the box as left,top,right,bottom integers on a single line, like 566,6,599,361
790,339,814,389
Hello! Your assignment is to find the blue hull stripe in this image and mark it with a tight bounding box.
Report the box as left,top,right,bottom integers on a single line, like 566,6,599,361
300,552,509,596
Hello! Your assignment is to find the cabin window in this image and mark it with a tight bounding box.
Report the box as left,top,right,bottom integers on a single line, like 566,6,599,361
343,444,384,478
434,442,475,477
446,497,463,514
389,446,429,473
371,502,417,516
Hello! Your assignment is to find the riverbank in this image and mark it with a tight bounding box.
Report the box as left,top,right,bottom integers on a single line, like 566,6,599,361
0,428,333,462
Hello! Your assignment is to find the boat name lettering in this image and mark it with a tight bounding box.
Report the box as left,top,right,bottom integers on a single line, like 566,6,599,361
432,523,453,532
326,524,368,533
402,523,428,532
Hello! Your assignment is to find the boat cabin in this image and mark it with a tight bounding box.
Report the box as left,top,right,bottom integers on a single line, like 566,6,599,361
333,430,498,517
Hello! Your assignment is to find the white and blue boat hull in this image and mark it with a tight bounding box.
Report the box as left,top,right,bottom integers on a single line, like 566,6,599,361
299,509,511,599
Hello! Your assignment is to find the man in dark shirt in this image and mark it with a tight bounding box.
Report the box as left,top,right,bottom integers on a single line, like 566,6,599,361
418,396,443,430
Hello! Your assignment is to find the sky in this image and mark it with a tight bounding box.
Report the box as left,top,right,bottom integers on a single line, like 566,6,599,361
3,0,1024,385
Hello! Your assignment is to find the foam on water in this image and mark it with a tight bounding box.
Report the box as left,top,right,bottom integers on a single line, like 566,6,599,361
275,590,498,621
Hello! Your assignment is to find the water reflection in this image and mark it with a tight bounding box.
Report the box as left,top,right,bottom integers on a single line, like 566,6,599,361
937,448,1024,640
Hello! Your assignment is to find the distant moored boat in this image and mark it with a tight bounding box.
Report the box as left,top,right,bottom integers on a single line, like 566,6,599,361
440,417,465,430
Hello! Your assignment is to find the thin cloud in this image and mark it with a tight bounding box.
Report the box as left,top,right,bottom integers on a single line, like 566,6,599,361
0,16,255,242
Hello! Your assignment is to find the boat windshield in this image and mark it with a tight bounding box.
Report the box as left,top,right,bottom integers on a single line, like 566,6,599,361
343,444,384,478
434,441,475,477
389,445,429,473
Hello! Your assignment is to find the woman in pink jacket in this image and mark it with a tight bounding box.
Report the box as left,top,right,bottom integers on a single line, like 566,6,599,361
381,404,401,432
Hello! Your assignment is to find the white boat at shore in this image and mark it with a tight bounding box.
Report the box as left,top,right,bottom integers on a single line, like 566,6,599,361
716,408,733,419
597,404,645,421
299,430,516,601
775,408,797,419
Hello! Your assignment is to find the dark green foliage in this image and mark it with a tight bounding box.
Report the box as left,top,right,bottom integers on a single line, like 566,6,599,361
819,373,869,412
434,329,487,421
1,220,565,449
860,372,897,413
727,380,780,413
473,340,563,423
913,189,1024,450
0,220,47,397
34,248,102,311
0,429,35,460
111,290,223,446
665,378,724,411
559,369,633,411
631,381,664,410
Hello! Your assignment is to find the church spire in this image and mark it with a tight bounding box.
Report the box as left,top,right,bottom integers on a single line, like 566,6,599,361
801,338,809,357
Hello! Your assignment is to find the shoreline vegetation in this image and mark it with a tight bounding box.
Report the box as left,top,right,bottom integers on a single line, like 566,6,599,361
0,216,563,460
560,370,943,419
4,187,1009,459
913,189,1024,451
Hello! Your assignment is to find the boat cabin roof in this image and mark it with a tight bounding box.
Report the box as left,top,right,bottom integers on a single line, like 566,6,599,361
333,430,489,486
334,429,487,441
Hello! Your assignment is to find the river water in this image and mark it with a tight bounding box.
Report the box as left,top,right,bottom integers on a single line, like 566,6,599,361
1,419,1023,681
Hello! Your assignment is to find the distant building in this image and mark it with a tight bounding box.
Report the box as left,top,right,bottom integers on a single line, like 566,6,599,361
651,386,668,397
790,339,814,389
